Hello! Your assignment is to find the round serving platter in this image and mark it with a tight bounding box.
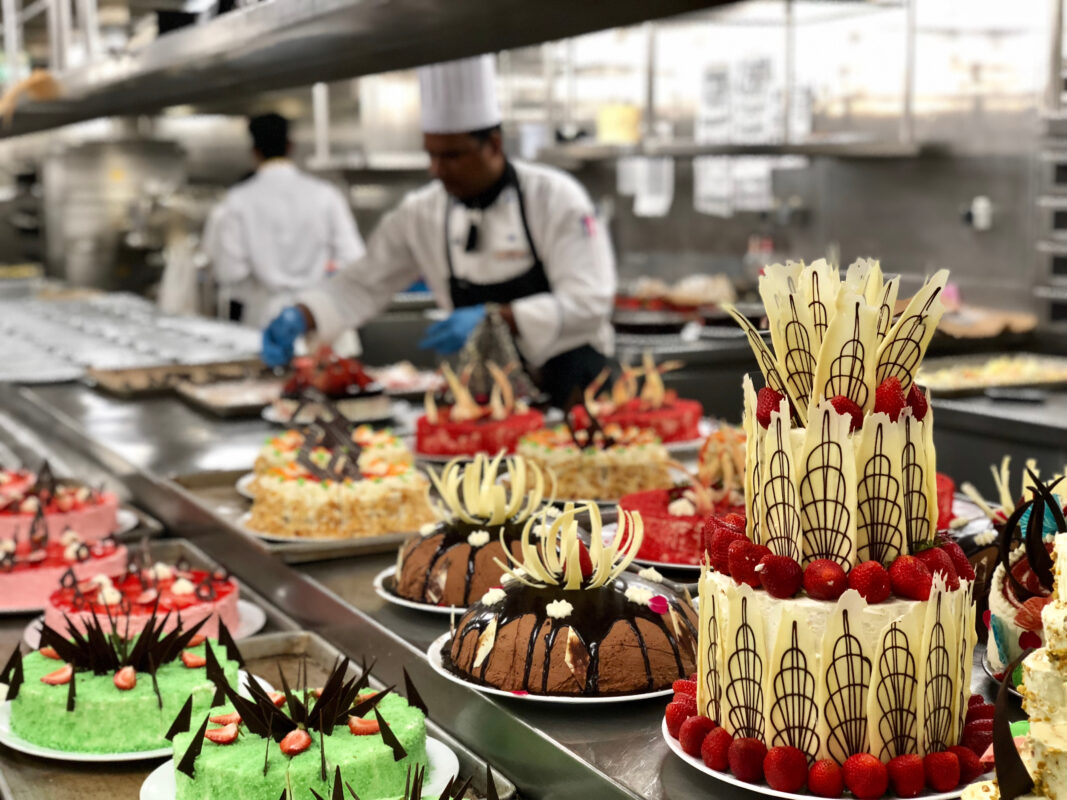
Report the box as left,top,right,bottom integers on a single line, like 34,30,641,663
426,632,674,705
373,567,466,617
981,652,1023,699
235,472,256,500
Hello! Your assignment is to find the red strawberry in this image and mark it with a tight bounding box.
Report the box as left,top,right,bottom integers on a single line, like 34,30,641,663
808,760,844,798
948,745,985,784
829,395,864,432
135,589,158,605
210,711,242,725
757,554,803,598
113,666,136,691
804,559,847,601
924,751,960,792
848,561,892,604
40,646,60,660
889,556,933,601
968,694,985,709
756,387,785,429
965,703,995,724
269,691,287,707
874,377,907,422
701,727,733,772
187,634,207,648
679,715,718,757
843,753,889,799
887,754,925,798
279,729,312,756
672,679,696,698
907,384,929,421
728,737,767,783
961,719,994,757
938,539,976,581
914,546,960,590
348,716,381,735
764,746,808,792
708,526,748,575
41,664,72,685
729,540,771,588
181,651,206,669
574,540,594,579
1015,596,1051,631
665,696,697,738
205,722,238,744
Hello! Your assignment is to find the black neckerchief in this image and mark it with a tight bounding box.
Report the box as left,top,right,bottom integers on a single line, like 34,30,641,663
456,162,513,210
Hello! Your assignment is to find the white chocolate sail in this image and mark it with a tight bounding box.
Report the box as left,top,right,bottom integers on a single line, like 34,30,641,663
867,601,925,761
697,566,723,723
798,401,858,569
742,375,765,546
720,587,767,742
761,400,802,561
728,306,805,424
797,259,841,349
875,269,949,394
854,413,907,567
819,594,873,763
761,270,819,406
811,292,880,411
766,605,822,761
901,412,937,551
915,582,961,755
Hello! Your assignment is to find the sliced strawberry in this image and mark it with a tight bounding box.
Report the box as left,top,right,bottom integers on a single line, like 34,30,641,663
1015,596,1051,632
113,666,136,691
181,651,206,669
40,646,60,660
187,634,207,648
205,723,239,745
279,729,312,755
41,664,72,685
210,711,242,726
135,589,158,605
348,716,381,736
269,691,287,707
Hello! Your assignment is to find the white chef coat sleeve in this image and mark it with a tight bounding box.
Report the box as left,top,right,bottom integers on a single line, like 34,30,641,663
203,201,251,286
298,201,420,342
510,178,615,366
325,185,366,265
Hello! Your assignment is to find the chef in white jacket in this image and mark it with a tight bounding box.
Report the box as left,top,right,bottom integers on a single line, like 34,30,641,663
261,56,616,406
206,112,366,329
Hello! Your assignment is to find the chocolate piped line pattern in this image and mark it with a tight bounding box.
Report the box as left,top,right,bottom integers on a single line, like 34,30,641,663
876,286,942,392
782,295,816,403
922,596,954,753
799,410,852,568
763,415,801,561
806,270,830,345
875,280,896,340
857,423,904,566
824,610,872,764
873,621,918,761
902,416,931,552
724,597,765,741
701,590,722,723
769,622,819,761
824,306,870,410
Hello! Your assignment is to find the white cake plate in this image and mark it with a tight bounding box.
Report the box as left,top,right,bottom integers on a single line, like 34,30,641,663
661,718,985,800
22,599,267,650
115,508,139,535
139,735,460,799
426,632,674,705
235,472,256,500
0,671,271,763
373,566,467,617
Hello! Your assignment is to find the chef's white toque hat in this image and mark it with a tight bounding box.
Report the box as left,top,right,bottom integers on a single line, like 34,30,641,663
418,55,501,134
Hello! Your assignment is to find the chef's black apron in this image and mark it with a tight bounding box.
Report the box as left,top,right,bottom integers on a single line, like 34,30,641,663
444,163,609,408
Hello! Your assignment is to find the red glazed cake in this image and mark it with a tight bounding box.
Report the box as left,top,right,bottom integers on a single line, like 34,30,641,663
620,487,744,567
0,529,127,611
0,466,118,543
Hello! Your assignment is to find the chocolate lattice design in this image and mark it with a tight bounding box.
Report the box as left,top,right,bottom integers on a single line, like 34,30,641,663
824,610,872,764
769,622,819,761
923,598,954,752
956,584,974,738
873,622,918,760
725,597,764,741
806,271,830,343
799,411,852,567
702,591,722,723
901,418,931,552
782,295,815,404
856,425,904,566
762,418,801,561
876,288,942,389
876,283,895,340
749,419,763,546
824,305,869,409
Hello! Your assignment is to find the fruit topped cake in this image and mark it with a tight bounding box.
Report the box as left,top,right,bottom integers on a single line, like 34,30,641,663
253,423,411,476
571,352,703,444
2,611,241,753
444,502,699,696
0,462,118,543
673,259,988,791
273,346,391,423
394,453,551,608
416,363,543,457
169,648,428,800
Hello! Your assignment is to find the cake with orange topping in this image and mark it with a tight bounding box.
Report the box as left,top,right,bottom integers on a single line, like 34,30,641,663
253,423,411,475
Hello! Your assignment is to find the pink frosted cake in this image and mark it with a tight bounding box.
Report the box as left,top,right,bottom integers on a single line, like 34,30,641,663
44,562,240,639
0,468,118,543
0,531,127,611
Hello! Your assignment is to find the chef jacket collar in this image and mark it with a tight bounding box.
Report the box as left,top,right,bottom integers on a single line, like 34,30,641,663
455,161,513,210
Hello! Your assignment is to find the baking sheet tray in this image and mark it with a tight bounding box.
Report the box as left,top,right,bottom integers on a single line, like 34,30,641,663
172,469,416,564
916,352,1067,398
86,359,263,399
173,376,283,418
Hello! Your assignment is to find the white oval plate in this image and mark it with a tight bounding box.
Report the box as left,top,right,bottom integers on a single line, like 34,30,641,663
116,508,139,535
139,735,459,799
661,718,982,799
426,632,674,705
373,566,467,617
235,472,256,500
23,599,268,650
414,451,475,464
0,671,270,763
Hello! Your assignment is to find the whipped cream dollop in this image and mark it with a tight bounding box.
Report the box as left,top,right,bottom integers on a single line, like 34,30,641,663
171,578,195,596
146,562,172,581
99,585,122,605
480,587,506,606
501,566,526,585
546,599,573,619
60,529,81,546
88,574,113,590
0,539,15,556
63,541,85,562
74,487,92,503
638,566,664,583
625,586,654,606
419,523,438,537
18,497,38,514
467,530,490,548
667,497,697,517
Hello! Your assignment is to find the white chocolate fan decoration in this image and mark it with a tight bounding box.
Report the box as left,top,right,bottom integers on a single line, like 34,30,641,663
427,452,551,526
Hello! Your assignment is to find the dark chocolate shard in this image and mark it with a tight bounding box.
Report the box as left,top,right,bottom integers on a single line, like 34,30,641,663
65,668,76,712
32,460,56,499
344,781,362,800
1028,471,1058,588
403,668,429,716
486,764,499,800
374,707,406,762
319,714,327,782
0,646,24,700
176,713,210,779
349,686,392,721
310,791,327,800
204,641,228,705
28,506,47,549
165,695,195,741
331,766,344,800
996,652,1035,800
217,620,245,668
451,775,473,800
59,568,78,589
278,791,288,800
263,715,273,776
435,777,455,800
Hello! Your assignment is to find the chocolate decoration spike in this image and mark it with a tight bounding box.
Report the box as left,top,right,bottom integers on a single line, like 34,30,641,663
149,653,163,709
310,790,327,800
999,498,1039,602
75,543,90,563
349,686,392,721
164,694,194,741
278,791,288,800
1027,470,1059,589
402,668,429,716
319,713,327,782
204,641,228,705
374,707,406,761
453,776,475,800
486,765,499,800
264,715,273,776
331,766,344,800
216,621,245,668
65,667,76,711
28,505,47,549
33,460,56,498
344,781,362,800
59,568,77,589
176,713,210,779
0,646,23,700
277,665,308,728
996,652,1036,800
435,778,455,800
195,577,217,602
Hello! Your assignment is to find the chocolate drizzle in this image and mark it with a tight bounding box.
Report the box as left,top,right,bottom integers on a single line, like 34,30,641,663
856,422,904,566
782,294,815,402
564,401,616,450
875,284,942,390
901,415,931,553
997,472,1061,603
762,415,801,561
701,590,722,722
823,610,871,763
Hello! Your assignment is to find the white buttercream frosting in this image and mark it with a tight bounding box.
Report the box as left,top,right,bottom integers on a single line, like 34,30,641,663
171,578,195,596
480,587,506,606
546,599,573,619
638,566,664,583
467,530,490,548
625,586,654,606
668,498,697,517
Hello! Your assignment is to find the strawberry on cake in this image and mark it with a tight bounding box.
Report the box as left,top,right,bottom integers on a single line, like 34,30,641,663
44,557,239,639
0,528,126,611
0,464,118,543
273,346,391,424
416,362,543,457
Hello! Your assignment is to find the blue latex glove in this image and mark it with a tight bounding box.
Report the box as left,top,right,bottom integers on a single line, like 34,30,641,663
418,305,486,354
262,306,307,368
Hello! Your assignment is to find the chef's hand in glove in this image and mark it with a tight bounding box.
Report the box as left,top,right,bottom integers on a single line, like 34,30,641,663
418,305,486,354
262,306,307,368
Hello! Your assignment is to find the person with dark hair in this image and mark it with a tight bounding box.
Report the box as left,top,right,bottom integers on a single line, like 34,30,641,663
204,112,365,331
261,56,615,407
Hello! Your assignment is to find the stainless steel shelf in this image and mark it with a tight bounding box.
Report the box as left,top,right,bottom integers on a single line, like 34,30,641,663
2,0,733,139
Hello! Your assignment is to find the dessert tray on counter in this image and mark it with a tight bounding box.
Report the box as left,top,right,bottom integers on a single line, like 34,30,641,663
916,352,1067,397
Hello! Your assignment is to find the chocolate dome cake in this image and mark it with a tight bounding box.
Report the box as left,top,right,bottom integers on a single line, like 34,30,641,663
444,503,699,696
394,453,552,608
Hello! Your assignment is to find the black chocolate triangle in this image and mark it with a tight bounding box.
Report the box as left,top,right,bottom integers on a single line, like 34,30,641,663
165,695,195,741
374,707,406,762
217,621,245,668
176,713,211,779
996,652,1036,800
65,668,76,712
486,764,499,800
0,646,23,700
402,668,428,716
